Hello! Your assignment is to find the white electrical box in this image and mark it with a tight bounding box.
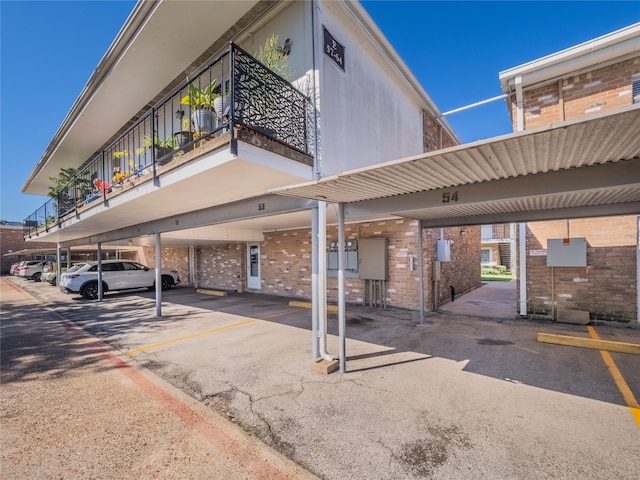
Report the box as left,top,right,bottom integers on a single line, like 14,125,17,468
547,237,587,267
437,240,451,262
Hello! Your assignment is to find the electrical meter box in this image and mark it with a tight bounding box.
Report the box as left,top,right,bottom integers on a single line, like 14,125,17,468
436,240,451,262
358,238,388,280
546,237,587,267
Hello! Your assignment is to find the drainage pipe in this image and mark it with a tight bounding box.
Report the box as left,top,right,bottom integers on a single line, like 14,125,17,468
318,201,333,362
311,204,319,359
519,222,527,317
418,221,425,325
338,203,346,372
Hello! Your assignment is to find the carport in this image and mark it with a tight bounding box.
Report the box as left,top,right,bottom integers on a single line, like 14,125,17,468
272,105,640,372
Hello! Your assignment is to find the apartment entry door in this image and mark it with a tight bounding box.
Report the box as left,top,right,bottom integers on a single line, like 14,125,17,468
247,243,261,289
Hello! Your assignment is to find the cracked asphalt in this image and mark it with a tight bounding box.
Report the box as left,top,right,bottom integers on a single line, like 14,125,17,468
3,276,640,479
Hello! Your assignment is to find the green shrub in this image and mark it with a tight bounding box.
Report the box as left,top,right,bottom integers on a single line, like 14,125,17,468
481,264,507,275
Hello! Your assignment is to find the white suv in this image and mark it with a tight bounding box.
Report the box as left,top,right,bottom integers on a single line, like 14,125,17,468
60,260,180,300
16,260,45,281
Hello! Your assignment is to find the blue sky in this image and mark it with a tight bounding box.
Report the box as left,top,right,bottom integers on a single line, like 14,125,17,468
1,1,638,222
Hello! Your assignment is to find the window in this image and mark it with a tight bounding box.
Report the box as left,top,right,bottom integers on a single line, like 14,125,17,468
123,262,147,271
89,262,122,272
633,75,640,104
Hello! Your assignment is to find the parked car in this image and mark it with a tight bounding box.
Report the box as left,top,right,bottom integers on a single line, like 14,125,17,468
16,261,45,281
9,262,22,275
41,261,68,286
59,260,180,300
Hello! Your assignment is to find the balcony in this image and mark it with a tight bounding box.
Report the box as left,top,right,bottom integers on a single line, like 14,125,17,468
24,44,313,240
481,224,513,242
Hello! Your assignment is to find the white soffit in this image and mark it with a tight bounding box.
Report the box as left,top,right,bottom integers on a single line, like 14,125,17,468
271,105,640,206
23,0,260,196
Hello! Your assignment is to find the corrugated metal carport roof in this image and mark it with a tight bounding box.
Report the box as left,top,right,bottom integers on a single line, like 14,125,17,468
271,105,640,226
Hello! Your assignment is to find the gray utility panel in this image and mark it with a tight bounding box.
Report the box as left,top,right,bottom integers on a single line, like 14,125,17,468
547,237,587,267
358,238,388,280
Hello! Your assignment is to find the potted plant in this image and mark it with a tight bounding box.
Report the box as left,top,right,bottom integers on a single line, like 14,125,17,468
180,79,219,134
174,115,193,147
144,134,177,163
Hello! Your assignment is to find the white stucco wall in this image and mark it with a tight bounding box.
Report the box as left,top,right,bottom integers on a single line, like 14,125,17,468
233,0,429,179
316,1,425,177
237,1,313,85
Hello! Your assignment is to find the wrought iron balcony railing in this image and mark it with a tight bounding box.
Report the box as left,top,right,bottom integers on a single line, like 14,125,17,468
24,43,312,239
481,224,512,242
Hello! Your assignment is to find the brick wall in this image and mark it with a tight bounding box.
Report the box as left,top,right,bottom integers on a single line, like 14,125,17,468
423,111,458,152
0,226,56,274
518,216,638,323
196,243,245,292
511,57,640,130
193,220,481,311
424,226,482,308
141,246,191,286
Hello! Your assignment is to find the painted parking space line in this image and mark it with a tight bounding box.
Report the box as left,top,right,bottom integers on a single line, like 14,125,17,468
125,308,300,356
588,326,640,428
126,318,257,356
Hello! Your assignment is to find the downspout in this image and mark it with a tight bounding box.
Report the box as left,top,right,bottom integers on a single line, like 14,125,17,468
310,0,320,360
318,201,333,362
418,221,425,325
311,204,319,359
515,74,524,132
518,222,527,317
311,0,331,361
515,74,527,318
338,203,346,372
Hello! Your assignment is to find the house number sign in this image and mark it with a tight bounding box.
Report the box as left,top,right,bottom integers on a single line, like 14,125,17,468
323,26,345,71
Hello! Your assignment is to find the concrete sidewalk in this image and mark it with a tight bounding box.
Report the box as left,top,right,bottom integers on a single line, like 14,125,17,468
438,280,518,319
3,277,640,480
0,278,318,480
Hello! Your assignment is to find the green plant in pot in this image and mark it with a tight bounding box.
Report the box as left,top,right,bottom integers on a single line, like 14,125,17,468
246,34,293,135
180,79,219,134
48,167,79,215
144,134,178,164
174,115,193,147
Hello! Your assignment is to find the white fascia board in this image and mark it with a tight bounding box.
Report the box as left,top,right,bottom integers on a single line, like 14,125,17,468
499,22,640,93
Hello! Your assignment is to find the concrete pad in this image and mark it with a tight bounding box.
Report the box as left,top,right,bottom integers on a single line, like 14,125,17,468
310,357,339,374
556,308,590,325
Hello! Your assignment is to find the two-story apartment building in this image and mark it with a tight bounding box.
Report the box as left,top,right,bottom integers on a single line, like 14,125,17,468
22,0,486,364
498,23,640,324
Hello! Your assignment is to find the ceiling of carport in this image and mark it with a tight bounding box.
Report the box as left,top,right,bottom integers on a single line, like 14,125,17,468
271,105,640,226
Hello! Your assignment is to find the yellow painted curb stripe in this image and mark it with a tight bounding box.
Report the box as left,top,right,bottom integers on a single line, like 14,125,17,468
587,326,640,428
536,332,640,355
196,289,228,296
126,319,257,356
289,300,339,312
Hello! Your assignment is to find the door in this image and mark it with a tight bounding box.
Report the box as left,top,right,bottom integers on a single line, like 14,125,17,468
122,261,153,288
247,244,261,289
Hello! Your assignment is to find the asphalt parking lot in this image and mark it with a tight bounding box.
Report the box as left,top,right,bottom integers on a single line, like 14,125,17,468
4,277,640,479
